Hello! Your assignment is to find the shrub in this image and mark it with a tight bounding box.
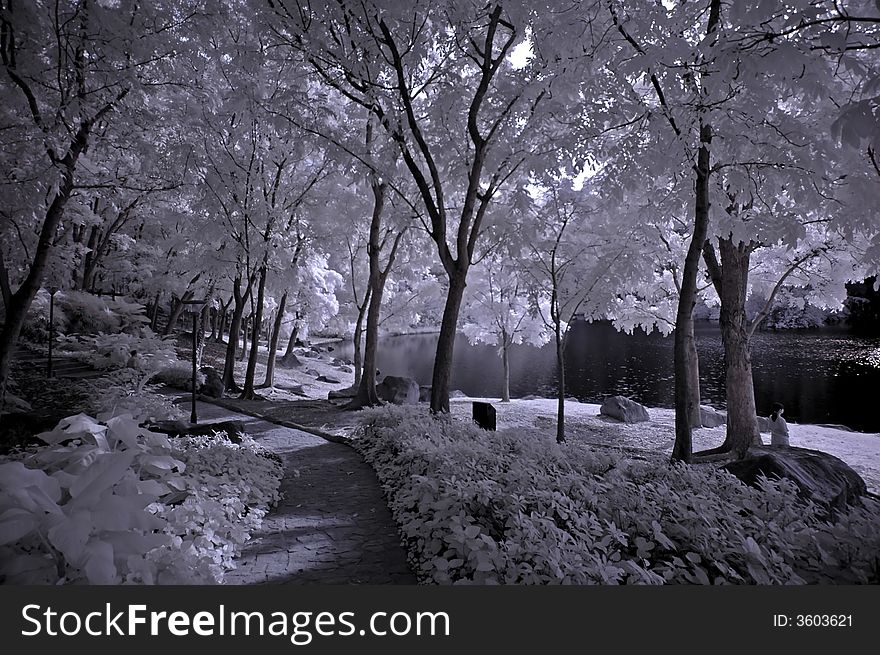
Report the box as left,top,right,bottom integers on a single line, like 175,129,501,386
0,413,283,584
356,406,880,585
57,291,148,335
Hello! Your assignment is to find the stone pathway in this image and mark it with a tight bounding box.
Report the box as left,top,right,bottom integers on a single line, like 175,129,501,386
12,348,103,380
189,400,416,585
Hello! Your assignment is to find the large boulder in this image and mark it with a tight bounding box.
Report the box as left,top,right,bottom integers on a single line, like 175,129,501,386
419,385,432,402
317,374,340,384
199,367,224,398
700,405,727,428
756,415,772,433
723,446,868,514
377,375,419,405
600,396,650,423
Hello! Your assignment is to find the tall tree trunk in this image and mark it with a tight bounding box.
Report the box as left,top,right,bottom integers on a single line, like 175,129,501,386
672,122,713,464
429,270,468,414
216,297,232,344
555,323,565,444
241,267,267,399
349,180,390,409
81,226,100,291
262,290,288,388
352,286,371,388
501,329,511,403
222,276,252,392
717,238,761,456
350,272,384,408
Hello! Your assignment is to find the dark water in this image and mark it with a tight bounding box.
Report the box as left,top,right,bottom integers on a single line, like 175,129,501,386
335,322,880,432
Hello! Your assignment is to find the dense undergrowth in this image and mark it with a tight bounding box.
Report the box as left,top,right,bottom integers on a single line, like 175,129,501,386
356,406,880,585
0,413,282,584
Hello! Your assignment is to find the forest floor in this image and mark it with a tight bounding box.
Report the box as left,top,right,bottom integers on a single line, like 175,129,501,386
189,335,880,495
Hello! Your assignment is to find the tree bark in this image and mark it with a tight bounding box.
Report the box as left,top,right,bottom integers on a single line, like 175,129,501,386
352,285,371,388
555,323,566,443
349,269,384,408
501,329,511,403
262,290,288,388
429,270,467,414
222,275,253,392
349,179,393,409
215,297,232,344
672,122,713,463
717,238,761,456
280,318,301,367
241,267,267,399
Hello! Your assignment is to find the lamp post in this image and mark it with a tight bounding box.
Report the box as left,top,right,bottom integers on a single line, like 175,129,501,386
47,287,59,378
181,299,207,424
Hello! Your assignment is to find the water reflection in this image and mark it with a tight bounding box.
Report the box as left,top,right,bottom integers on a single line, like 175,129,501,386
335,321,880,432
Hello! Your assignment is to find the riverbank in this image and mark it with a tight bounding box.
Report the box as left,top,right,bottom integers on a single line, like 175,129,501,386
184,337,880,495
446,397,880,495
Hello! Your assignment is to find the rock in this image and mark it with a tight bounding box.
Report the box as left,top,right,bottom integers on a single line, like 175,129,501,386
306,368,320,377
332,357,346,366
199,366,224,398
302,350,319,359
449,389,467,398
277,383,306,396
600,396,650,423
279,353,302,368
419,385,432,402
700,405,727,428
816,424,855,432
757,415,772,433
337,365,353,373
520,394,545,401
317,374,340,384
377,375,420,405
723,446,868,515
329,386,358,400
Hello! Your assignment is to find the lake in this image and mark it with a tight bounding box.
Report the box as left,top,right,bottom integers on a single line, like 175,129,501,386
335,321,880,433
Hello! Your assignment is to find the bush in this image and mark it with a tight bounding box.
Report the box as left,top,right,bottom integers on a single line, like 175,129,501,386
356,406,880,585
58,291,148,335
56,330,178,372
0,413,283,584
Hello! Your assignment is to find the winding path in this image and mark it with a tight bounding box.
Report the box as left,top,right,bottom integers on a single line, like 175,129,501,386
189,401,416,584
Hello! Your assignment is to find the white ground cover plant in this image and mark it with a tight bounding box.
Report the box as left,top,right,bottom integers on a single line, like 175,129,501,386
357,406,880,585
0,413,282,584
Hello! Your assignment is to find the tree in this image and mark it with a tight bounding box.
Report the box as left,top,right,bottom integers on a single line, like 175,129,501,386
462,253,551,402
527,183,648,442
0,0,201,407
269,0,565,413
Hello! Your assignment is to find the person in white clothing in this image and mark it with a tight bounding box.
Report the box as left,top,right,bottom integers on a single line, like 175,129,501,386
769,402,790,446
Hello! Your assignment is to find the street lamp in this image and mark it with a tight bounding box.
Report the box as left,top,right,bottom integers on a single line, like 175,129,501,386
181,299,207,424
47,287,59,378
